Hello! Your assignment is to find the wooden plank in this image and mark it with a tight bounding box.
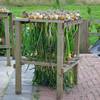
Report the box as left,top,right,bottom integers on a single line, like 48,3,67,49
21,59,57,67
13,18,29,22
30,19,64,23
0,14,8,17
73,64,78,85
4,17,11,66
79,20,89,53
62,60,79,73
64,19,83,28
21,57,79,67
0,10,12,14
57,23,64,100
15,21,22,94
0,45,9,49
89,33,100,36
88,19,100,22
74,25,80,55
9,13,15,59
73,24,80,85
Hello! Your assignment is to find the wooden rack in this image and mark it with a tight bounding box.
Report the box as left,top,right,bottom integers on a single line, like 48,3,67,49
13,18,83,100
0,11,15,65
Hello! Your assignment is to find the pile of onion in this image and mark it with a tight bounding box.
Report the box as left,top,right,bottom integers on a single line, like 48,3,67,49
22,10,81,20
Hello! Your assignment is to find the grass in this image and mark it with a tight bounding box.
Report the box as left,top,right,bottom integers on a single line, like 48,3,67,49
33,93,40,100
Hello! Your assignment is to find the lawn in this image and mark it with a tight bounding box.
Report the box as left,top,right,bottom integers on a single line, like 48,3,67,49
5,4,100,45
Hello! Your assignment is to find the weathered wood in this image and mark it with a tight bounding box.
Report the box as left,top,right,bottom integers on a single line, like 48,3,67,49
9,13,15,59
21,59,57,67
57,23,64,100
0,14,8,17
13,18,29,22
79,20,89,53
62,60,79,73
21,57,79,67
89,33,100,36
4,17,11,66
0,11,12,14
30,19,64,23
88,19,100,22
0,45,9,49
73,24,80,85
13,18,83,26
15,21,22,94
64,19,83,28
74,25,80,55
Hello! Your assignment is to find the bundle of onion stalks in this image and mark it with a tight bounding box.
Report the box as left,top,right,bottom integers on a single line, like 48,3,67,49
22,10,81,20
22,20,78,93
0,6,7,12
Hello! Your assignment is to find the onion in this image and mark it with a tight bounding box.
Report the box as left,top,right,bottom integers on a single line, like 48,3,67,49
76,13,80,17
50,15,54,20
0,38,2,42
68,16,71,20
55,15,58,20
36,13,40,16
39,15,43,19
65,14,69,19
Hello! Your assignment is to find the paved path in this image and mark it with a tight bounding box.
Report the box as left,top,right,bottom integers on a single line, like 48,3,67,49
2,63,35,100
38,54,100,100
0,56,36,100
0,57,14,100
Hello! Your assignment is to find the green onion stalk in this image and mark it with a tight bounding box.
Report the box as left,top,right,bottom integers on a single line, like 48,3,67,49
22,23,77,93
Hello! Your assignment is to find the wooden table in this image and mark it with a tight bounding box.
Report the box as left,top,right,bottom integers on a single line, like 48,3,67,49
0,11,15,65
13,18,83,100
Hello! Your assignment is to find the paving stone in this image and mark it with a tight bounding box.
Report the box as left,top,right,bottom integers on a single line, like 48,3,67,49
5,85,32,94
0,59,15,99
0,88,3,96
12,65,34,79
9,79,32,86
0,57,34,100
38,54,100,100
3,93,32,100
0,97,3,100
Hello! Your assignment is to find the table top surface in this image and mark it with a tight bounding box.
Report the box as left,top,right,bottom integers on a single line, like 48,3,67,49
13,17,83,24
0,10,12,14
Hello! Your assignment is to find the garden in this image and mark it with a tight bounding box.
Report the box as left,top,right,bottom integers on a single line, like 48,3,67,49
0,0,100,100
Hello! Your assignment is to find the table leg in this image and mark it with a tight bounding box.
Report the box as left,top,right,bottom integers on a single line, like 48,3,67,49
4,17,11,66
74,24,80,85
15,21,22,94
57,23,64,100
9,13,15,59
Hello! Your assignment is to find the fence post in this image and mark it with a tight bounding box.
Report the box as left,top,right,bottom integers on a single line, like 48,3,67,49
80,20,89,53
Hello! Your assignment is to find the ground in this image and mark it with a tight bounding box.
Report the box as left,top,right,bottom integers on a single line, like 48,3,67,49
38,54,100,100
0,54,100,100
0,57,14,100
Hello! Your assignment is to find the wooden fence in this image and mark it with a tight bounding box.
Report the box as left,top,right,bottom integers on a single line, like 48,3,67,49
80,19,100,53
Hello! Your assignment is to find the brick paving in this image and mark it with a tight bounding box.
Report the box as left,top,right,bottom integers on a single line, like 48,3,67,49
38,54,100,100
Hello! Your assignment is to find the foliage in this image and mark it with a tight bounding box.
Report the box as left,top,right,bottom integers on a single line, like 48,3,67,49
0,18,6,56
33,93,40,100
21,22,77,92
